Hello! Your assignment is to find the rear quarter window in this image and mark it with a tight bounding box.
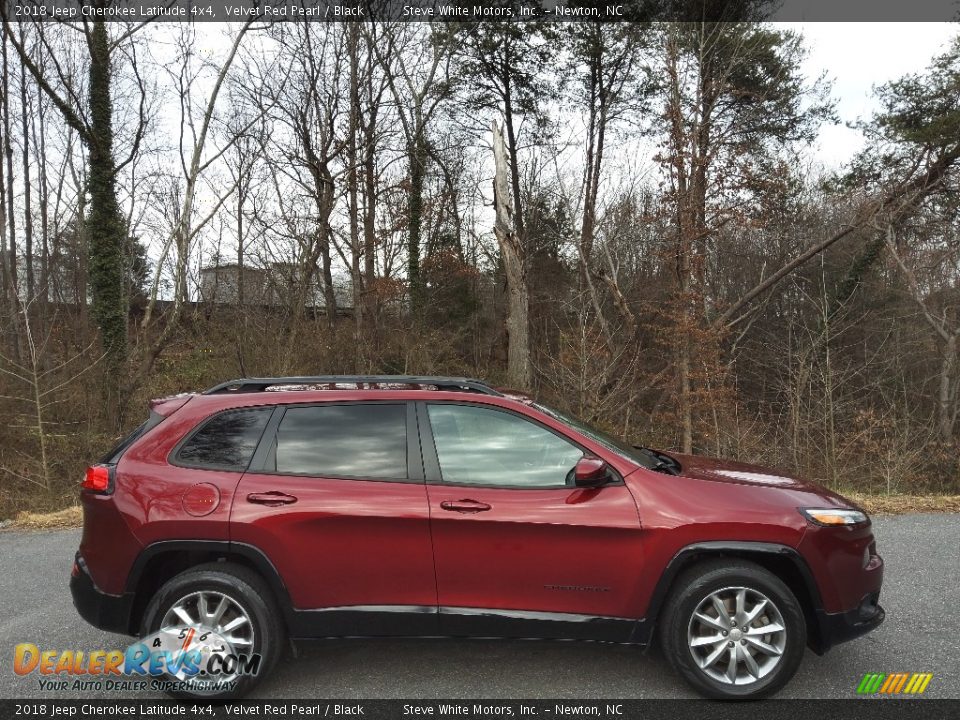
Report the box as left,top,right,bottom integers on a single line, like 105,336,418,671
99,411,164,463
175,407,272,471
272,403,408,479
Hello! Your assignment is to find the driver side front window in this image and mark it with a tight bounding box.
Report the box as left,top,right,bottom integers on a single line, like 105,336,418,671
427,404,583,488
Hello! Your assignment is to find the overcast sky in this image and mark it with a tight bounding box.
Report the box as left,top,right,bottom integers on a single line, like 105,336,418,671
788,22,957,167
141,22,960,283
185,22,957,171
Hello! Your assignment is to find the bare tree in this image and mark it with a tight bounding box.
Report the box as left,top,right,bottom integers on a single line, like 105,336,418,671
492,120,530,389
133,21,256,398
2,15,149,410
886,225,960,444
371,24,452,315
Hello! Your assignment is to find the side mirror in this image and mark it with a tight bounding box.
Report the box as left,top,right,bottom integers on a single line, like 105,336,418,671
574,456,610,488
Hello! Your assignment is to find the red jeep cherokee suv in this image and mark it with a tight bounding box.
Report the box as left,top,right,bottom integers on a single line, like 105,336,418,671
71,376,884,699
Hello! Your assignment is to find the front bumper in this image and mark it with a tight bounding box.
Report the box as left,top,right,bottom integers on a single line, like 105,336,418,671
812,591,885,654
70,552,134,635
797,521,885,654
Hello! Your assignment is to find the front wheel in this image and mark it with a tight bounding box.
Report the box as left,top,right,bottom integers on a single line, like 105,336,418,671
659,560,806,699
140,563,285,699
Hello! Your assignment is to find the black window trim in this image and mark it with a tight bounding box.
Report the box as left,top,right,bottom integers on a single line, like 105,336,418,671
169,405,278,473
244,400,424,485
100,410,166,464
417,400,623,490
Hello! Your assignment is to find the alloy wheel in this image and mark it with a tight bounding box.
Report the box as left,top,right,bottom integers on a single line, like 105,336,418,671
686,585,787,686
160,590,255,684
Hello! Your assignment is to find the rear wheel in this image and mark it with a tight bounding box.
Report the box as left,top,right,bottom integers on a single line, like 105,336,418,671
140,563,285,699
659,560,806,699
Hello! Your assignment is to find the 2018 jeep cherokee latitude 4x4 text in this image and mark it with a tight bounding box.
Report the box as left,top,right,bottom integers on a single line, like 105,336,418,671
71,375,884,699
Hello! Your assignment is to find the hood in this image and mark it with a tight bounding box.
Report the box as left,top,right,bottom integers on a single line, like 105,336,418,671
663,452,859,508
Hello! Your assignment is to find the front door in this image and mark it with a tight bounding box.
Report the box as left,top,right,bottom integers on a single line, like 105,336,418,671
420,402,645,641
232,401,437,636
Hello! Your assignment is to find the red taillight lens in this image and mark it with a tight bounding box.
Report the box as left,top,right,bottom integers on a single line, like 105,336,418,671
82,465,111,493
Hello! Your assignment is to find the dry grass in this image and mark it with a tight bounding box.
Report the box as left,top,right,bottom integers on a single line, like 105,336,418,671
846,493,960,515
7,505,83,530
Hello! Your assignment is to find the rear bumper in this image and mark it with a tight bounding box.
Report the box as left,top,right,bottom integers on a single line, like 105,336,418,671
70,552,134,635
812,592,885,654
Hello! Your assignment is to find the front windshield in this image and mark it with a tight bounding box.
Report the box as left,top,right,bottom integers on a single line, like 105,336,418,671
533,402,661,471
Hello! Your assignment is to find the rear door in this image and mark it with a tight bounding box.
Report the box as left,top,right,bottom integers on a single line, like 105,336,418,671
231,401,437,635
420,401,645,641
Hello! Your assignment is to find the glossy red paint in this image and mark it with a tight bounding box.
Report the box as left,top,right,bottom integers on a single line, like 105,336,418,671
79,393,245,592
573,456,609,486
232,473,436,609
797,521,883,612
624,453,878,615
182,483,221,517
74,383,883,645
427,483,643,618
78,490,143,594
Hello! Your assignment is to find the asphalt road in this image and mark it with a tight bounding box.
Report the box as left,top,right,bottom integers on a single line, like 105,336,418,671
1,514,958,700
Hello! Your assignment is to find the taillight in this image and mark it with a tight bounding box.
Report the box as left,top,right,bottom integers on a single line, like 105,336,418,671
82,465,112,493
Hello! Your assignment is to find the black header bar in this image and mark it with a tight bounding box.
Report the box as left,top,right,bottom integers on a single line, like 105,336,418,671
3,0,959,22
0,700,959,720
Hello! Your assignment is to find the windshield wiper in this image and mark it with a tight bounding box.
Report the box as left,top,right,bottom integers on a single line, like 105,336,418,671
634,446,681,475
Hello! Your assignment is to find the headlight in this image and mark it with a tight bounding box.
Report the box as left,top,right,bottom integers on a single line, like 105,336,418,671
799,508,869,526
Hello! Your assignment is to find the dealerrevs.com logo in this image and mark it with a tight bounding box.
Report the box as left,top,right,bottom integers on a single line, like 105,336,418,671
13,627,261,694
856,673,934,696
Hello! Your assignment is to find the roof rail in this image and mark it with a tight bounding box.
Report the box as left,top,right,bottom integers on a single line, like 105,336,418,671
203,375,503,396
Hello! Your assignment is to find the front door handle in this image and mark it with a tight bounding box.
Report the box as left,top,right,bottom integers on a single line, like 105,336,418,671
440,499,491,513
247,491,298,507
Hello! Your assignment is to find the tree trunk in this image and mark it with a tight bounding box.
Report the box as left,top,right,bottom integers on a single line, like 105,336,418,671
492,120,531,390
299,117,337,332
236,177,245,307
362,112,377,325
502,91,526,249
75,179,88,330
361,54,378,329
35,72,49,332
664,33,696,454
579,45,619,352
407,132,427,315
19,24,33,304
235,180,246,375
939,335,956,444
347,24,363,339
320,226,336,330
0,31,20,361
86,18,128,410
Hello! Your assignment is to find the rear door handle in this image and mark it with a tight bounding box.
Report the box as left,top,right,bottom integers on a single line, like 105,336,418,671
440,499,491,513
247,491,298,507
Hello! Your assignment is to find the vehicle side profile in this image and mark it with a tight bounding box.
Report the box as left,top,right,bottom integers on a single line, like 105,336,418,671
71,376,884,699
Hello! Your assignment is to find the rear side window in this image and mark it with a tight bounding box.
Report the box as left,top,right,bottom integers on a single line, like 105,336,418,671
176,407,272,471
273,404,407,479
100,411,166,463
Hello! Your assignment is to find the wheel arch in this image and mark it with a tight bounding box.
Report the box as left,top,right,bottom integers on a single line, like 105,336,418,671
125,540,293,635
638,541,825,651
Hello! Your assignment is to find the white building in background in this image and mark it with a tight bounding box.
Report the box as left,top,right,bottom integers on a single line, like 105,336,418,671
199,263,353,311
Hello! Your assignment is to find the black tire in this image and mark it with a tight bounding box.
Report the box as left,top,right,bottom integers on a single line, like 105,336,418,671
658,559,806,699
140,562,286,700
